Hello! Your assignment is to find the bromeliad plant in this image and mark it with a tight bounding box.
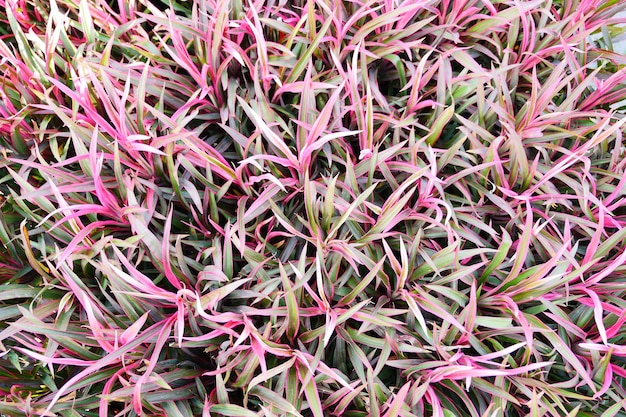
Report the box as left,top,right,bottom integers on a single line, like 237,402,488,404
1,0,626,416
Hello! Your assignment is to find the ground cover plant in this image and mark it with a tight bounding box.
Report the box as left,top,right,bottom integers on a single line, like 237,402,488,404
1,0,626,416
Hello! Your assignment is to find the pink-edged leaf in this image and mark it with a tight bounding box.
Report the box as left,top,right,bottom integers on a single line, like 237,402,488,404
298,363,324,417
162,208,182,290
15,346,94,367
133,315,175,413
43,319,170,415
581,288,608,344
209,404,258,417
428,361,552,382
383,382,411,417
237,97,299,169
412,287,466,334
119,312,149,346
526,314,597,392
323,309,337,348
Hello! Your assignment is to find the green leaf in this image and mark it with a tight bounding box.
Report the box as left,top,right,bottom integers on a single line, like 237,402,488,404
209,404,258,417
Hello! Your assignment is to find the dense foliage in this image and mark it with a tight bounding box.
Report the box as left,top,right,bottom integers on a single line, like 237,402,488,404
1,0,626,416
